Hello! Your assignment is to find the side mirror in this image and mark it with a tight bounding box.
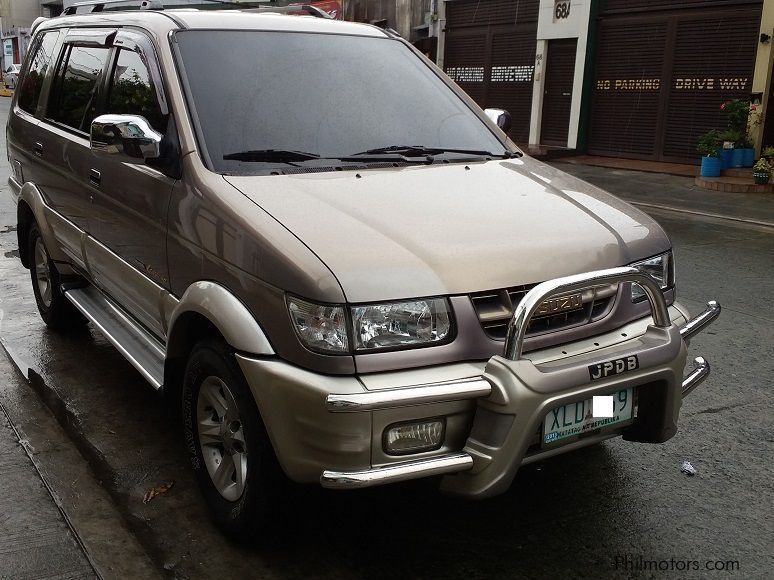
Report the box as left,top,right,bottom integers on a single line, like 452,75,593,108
91,114,162,161
484,108,512,134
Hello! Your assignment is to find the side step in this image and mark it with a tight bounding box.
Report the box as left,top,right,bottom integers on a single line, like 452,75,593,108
64,286,165,389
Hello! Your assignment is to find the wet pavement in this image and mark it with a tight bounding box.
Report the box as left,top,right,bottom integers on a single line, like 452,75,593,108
0,398,95,580
0,89,773,578
552,160,774,226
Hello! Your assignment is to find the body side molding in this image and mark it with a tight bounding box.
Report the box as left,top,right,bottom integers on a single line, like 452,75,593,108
166,281,275,356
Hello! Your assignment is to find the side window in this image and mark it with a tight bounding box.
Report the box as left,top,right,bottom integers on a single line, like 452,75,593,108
18,32,59,114
106,48,166,133
49,44,110,132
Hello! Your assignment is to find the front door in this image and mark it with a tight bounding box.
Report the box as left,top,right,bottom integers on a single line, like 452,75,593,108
86,30,176,339
540,39,577,147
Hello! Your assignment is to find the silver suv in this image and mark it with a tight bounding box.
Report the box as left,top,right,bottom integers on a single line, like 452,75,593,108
7,1,720,534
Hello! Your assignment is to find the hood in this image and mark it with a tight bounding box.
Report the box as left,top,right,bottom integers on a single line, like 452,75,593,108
225,158,670,303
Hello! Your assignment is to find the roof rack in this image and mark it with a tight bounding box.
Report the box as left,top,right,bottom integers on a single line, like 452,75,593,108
63,0,334,18
63,0,164,15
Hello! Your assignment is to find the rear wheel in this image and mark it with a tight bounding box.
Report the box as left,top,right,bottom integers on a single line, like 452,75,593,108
28,223,85,330
182,339,282,536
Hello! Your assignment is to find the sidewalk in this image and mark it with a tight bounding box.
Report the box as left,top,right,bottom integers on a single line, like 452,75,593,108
0,402,96,580
551,160,774,227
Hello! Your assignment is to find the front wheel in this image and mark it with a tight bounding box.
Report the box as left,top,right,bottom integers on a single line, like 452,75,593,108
182,339,282,536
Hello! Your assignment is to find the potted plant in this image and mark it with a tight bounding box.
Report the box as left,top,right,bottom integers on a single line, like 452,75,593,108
753,158,771,184
721,100,754,168
718,129,742,168
697,130,722,177
738,134,755,168
761,146,774,164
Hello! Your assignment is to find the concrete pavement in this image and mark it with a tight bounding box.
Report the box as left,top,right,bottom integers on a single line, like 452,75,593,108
0,399,95,580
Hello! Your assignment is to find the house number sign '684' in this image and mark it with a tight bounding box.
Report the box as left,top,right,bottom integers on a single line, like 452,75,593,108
554,0,571,20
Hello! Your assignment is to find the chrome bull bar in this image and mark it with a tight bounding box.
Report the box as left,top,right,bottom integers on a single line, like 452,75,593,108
504,266,671,360
321,268,719,490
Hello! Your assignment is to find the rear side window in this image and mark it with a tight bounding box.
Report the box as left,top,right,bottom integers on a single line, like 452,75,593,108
48,44,110,132
106,48,166,133
18,32,59,114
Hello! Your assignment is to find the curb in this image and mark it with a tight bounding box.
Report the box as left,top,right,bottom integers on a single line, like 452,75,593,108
626,200,774,229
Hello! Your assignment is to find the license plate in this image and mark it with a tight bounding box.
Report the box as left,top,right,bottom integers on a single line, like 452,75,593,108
542,388,634,446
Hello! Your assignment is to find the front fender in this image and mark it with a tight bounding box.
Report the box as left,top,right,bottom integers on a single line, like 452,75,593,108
166,281,275,356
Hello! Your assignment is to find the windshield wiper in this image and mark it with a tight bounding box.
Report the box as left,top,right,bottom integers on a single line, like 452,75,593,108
223,149,321,163
351,145,519,158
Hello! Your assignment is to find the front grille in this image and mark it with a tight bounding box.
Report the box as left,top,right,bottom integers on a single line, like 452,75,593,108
470,283,618,340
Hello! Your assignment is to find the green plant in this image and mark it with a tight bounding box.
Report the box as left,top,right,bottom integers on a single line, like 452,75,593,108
753,158,771,173
721,99,751,134
696,130,721,157
762,146,774,158
718,129,744,147
737,133,754,149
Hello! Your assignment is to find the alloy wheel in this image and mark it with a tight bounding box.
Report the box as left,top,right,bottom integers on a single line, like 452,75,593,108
34,237,53,308
196,376,248,501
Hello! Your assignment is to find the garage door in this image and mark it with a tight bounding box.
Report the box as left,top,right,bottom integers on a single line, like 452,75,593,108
588,1,762,162
443,0,539,143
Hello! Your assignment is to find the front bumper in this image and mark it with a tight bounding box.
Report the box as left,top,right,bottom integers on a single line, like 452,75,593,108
238,268,720,498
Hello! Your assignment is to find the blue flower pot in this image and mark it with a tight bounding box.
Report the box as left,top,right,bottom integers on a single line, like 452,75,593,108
718,148,734,169
731,148,745,168
741,148,755,168
700,156,722,177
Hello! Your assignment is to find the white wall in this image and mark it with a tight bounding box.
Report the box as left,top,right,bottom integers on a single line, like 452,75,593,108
530,0,592,148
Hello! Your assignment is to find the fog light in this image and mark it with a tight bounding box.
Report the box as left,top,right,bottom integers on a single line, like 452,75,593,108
384,419,445,455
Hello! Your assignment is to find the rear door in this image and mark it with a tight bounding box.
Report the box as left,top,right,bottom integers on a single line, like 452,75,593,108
39,29,115,270
84,29,176,338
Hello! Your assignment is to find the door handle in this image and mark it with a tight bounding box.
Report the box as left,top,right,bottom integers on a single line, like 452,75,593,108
33,142,43,157
89,168,101,187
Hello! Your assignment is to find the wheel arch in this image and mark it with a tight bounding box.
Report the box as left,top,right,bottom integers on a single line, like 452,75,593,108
16,182,70,267
16,199,34,268
163,281,275,399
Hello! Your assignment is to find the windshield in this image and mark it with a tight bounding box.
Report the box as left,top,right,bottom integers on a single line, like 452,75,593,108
174,30,508,174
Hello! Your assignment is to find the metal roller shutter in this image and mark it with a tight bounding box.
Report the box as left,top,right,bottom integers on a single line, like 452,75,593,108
540,39,578,146
588,21,667,158
443,0,539,142
601,0,752,13
589,2,762,162
662,10,761,161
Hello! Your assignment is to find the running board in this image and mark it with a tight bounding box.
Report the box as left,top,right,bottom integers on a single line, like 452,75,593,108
64,286,165,389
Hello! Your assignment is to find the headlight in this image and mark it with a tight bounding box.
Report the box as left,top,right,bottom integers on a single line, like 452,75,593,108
287,296,348,354
352,298,452,351
630,251,674,302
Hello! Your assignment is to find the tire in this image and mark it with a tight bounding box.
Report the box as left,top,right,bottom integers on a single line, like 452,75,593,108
28,223,86,330
182,339,283,536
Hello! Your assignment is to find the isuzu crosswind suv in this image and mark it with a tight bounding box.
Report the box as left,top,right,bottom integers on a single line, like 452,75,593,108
7,2,720,533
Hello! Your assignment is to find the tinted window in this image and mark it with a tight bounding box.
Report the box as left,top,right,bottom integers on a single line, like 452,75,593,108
49,44,110,132
18,32,58,114
106,48,165,133
175,30,505,174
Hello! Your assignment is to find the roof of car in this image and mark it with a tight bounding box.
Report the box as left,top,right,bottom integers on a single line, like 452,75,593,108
38,9,389,38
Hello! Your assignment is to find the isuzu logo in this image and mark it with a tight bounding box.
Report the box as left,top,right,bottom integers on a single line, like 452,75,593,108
536,293,582,316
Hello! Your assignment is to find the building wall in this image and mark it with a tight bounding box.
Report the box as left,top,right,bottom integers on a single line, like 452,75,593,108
751,0,774,149
0,0,40,31
0,0,40,70
343,0,433,40
530,0,592,148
